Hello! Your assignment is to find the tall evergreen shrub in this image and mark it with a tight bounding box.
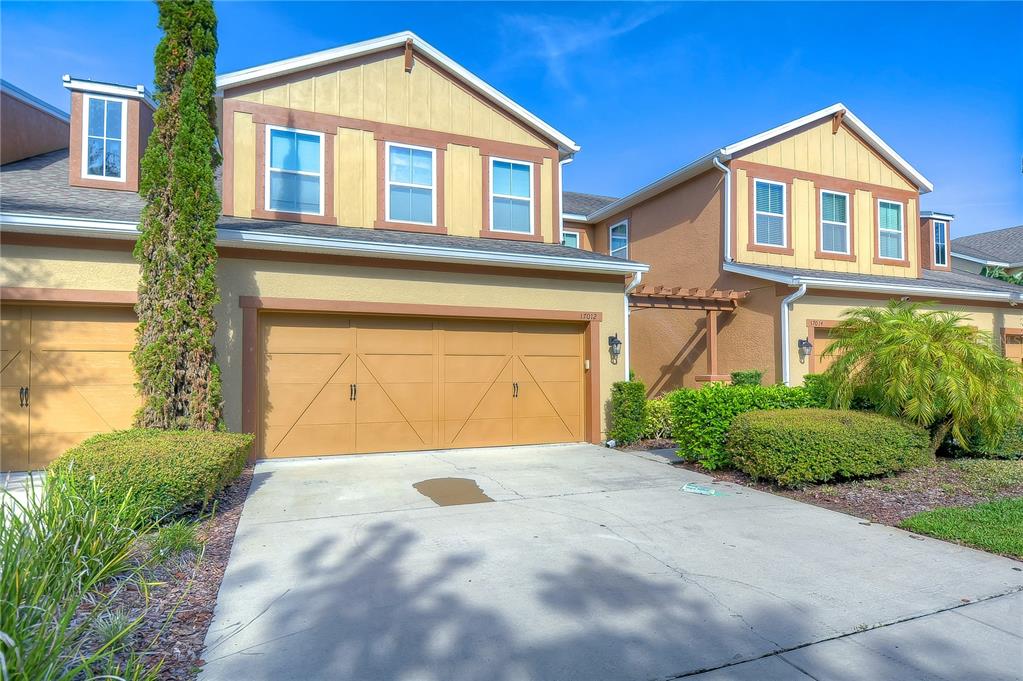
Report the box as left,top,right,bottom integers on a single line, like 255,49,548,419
133,0,223,429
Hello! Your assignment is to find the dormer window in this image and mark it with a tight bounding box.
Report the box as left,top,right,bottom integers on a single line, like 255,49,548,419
83,95,126,181
933,220,948,266
266,126,323,215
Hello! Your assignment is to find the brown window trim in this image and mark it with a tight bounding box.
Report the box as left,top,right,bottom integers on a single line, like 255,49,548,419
873,194,911,268
374,137,447,235
479,154,543,242
922,217,952,272
253,122,337,226
238,295,604,460
814,186,857,262
747,171,794,256
68,93,141,193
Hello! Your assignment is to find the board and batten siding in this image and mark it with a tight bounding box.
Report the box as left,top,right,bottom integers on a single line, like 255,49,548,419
733,120,921,278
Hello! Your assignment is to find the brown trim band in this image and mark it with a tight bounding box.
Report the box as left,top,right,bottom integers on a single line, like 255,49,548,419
237,296,602,322
0,286,137,305
731,159,919,202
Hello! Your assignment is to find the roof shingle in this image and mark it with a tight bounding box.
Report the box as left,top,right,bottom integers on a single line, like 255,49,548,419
562,191,617,217
952,225,1023,265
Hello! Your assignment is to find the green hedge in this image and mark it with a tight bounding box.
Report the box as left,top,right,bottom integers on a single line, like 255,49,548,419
608,381,646,445
50,429,253,519
949,421,1023,459
642,397,673,440
727,409,930,487
729,370,763,387
667,383,821,469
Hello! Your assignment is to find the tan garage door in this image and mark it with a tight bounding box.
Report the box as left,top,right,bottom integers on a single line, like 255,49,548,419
259,313,585,459
1006,333,1023,364
1,305,139,471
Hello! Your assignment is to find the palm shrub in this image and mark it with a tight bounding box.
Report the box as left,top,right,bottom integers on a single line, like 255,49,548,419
134,0,223,429
822,301,1023,456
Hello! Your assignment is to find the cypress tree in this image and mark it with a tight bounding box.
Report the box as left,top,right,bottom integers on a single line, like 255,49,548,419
133,0,223,429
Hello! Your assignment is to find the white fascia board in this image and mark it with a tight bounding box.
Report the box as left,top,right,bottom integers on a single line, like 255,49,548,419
723,261,1021,303
1,79,70,122
215,31,579,154
583,151,721,223
0,212,648,276
561,213,589,222
921,211,955,220
951,251,1016,268
721,103,933,194
62,75,156,109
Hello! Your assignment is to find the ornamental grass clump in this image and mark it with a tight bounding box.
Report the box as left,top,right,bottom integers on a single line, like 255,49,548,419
822,301,1023,457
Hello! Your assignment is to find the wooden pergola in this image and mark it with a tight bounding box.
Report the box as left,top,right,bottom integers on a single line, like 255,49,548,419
629,285,750,383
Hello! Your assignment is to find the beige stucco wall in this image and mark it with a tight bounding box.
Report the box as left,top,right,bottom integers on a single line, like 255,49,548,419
1,244,627,437
786,293,1023,385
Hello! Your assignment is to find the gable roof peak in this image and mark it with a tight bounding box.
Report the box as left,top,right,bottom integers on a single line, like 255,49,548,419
215,31,579,154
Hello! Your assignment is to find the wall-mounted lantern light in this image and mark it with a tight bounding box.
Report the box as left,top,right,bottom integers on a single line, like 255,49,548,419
608,334,623,364
797,338,813,364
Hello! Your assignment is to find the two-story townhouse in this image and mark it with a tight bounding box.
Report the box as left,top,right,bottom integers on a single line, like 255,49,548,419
563,104,1023,393
0,32,647,471
952,225,1023,277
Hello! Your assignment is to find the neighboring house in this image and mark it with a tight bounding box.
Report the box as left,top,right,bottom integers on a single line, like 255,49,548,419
0,79,70,165
952,224,1023,276
0,32,647,471
562,104,1023,394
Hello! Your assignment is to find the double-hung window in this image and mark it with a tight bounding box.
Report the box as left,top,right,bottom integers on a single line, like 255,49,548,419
877,200,904,260
610,220,629,259
267,126,323,215
820,190,850,254
754,179,786,247
490,158,533,233
386,143,435,225
562,231,580,248
933,221,948,266
83,95,126,180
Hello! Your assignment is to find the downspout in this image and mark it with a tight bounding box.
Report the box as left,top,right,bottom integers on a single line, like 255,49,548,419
780,283,807,386
623,270,644,381
558,155,573,245
712,156,732,262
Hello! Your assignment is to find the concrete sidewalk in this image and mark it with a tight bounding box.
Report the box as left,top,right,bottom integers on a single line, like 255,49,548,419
200,444,1022,681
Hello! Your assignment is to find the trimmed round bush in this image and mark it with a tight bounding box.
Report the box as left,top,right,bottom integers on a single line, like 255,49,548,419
608,380,646,444
642,397,673,440
727,409,930,487
50,429,254,519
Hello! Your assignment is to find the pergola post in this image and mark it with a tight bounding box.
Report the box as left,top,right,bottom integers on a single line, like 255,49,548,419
706,309,718,377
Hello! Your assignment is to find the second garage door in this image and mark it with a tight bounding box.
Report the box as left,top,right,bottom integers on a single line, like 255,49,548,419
260,313,586,459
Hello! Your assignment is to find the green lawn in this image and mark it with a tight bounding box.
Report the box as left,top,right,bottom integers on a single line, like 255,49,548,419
900,497,1023,559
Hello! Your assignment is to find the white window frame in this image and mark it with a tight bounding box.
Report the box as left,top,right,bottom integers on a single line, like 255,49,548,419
562,231,580,248
264,125,325,217
877,199,905,261
610,219,629,259
489,157,534,235
819,190,851,255
753,179,787,247
384,141,437,226
933,220,948,266
81,94,127,182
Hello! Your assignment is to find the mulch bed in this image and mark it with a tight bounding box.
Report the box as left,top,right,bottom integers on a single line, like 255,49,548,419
105,465,253,680
628,441,1023,526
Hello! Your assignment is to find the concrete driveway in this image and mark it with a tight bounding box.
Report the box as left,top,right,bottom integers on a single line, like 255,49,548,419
200,444,1023,681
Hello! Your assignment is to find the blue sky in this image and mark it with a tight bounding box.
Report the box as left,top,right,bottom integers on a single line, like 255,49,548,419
2,2,1020,236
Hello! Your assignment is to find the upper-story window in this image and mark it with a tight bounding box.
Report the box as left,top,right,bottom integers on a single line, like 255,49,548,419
387,143,435,225
610,220,629,259
83,95,126,180
754,179,786,247
820,190,850,254
490,158,533,233
562,231,580,248
933,221,948,266
267,126,323,215
877,200,904,260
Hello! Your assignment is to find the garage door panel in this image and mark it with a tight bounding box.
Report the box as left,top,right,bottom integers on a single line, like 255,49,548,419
515,416,577,444
30,432,106,466
356,383,435,423
265,384,355,427
266,424,356,458
442,355,511,383
357,420,433,453
264,353,354,385
444,418,514,448
443,381,513,421
358,353,434,383
356,320,433,354
30,351,135,385
30,308,136,352
1006,334,1023,363
517,382,580,419
518,356,580,383
440,321,515,354
262,314,353,353
515,323,581,355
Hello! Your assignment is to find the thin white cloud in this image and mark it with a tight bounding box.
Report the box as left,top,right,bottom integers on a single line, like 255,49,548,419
498,5,670,102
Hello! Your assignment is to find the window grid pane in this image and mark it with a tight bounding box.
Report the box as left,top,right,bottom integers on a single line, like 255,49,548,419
610,222,628,258
934,222,947,265
754,181,785,246
267,128,322,215
491,159,532,232
878,201,903,259
85,97,123,178
563,233,579,248
387,145,434,224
